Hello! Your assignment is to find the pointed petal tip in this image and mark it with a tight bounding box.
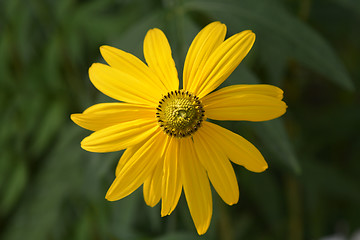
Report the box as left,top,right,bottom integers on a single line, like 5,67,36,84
99,45,109,50
144,190,161,207
80,136,106,153
161,206,177,217
245,29,255,35
70,113,87,129
227,199,239,206
207,21,226,29
105,192,117,202
147,202,158,208
100,45,123,58
208,21,224,27
160,211,168,217
105,196,114,202
263,164,269,171
247,30,256,40
250,163,268,173
238,30,256,42
105,186,121,202
146,28,162,35
196,225,210,236
278,101,288,116
80,138,91,152
70,113,78,123
99,45,111,55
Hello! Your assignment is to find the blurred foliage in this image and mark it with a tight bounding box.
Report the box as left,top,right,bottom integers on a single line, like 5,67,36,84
0,0,359,239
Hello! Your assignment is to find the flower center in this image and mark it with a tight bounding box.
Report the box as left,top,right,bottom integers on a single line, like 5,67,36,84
156,90,204,138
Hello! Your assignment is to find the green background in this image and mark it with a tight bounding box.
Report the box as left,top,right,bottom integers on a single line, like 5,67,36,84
1,0,359,239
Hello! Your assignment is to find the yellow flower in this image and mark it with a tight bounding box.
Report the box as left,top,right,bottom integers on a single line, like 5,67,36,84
71,21,286,235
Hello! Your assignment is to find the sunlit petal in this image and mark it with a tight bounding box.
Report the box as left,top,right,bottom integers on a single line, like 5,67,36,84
161,137,182,216
143,160,163,207
71,102,155,131
144,28,179,91
195,30,255,98
81,119,158,153
203,122,268,172
203,85,286,121
89,63,161,106
184,22,226,92
106,130,169,201
100,45,168,93
180,138,212,235
193,127,239,205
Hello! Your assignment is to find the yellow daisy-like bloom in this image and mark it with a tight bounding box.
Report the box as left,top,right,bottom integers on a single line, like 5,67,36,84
71,22,286,235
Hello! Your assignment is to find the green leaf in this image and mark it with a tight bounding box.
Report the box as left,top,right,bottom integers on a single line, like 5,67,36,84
2,126,85,240
30,100,67,156
0,159,27,216
302,158,360,201
253,119,300,174
109,189,143,239
73,209,93,240
239,171,283,234
0,150,11,192
330,0,360,15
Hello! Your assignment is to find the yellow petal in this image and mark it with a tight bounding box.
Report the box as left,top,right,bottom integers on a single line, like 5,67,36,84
183,22,226,92
71,103,155,131
89,63,161,106
203,122,268,173
106,129,168,201
194,30,256,98
161,137,182,216
203,87,287,121
180,138,212,235
143,28,179,91
143,160,163,207
100,45,168,93
81,119,158,153
115,144,141,177
193,127,239,205
202,84,284,102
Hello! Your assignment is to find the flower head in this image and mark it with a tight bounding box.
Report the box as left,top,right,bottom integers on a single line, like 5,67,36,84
71,22,287,235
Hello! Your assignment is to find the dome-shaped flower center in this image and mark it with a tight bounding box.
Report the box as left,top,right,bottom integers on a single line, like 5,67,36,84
156,90,204,137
